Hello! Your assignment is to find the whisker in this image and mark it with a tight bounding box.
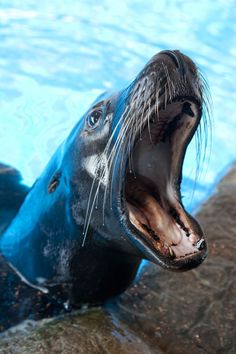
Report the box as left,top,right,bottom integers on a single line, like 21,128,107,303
82,54,211,246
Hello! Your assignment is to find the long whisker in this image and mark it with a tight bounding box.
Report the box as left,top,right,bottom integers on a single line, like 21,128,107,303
82,88,137,244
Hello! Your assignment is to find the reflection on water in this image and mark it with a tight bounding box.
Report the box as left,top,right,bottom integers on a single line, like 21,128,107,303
0,0,236,210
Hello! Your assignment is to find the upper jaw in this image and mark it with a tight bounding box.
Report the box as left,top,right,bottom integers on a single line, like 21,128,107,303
117,95,207,271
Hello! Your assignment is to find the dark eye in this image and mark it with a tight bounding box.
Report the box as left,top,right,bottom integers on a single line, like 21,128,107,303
87,109,103,128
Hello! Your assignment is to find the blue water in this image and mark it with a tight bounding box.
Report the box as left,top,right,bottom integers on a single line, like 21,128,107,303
0,0,236,210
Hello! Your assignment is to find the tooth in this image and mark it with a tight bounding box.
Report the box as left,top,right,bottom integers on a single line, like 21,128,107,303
196,239,205,250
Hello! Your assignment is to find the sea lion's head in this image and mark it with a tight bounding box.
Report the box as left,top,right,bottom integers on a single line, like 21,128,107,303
77,50,209,271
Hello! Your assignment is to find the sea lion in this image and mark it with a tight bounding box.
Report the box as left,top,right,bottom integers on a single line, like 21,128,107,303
0,50,209,331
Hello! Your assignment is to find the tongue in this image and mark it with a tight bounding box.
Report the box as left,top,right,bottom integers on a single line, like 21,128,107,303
127,191,182,246
125,176,201,258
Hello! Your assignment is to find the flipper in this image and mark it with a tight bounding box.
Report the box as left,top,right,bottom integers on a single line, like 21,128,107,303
0,163,29,235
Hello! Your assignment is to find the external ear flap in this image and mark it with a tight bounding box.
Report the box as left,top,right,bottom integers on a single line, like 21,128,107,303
0,163,29,234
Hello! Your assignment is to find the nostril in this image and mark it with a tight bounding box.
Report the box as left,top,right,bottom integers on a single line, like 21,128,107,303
161,50,185,75
161,50,180,67
182,102,194,117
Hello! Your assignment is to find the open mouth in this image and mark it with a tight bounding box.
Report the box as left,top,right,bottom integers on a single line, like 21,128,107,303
122,98,207,267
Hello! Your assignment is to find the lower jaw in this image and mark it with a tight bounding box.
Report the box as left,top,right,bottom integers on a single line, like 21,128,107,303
116,173,207,270
120,214,207,271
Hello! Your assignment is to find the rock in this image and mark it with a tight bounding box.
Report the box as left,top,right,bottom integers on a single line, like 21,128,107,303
0,164,236,353
0,309,162,354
